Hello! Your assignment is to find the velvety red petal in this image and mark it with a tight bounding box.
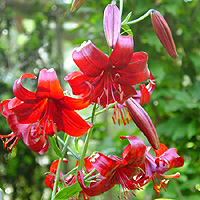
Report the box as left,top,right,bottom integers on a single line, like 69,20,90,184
62,96,90,111
77,171,115,197
88,152,121,177
0,99,13,118
9,99,47,124
13,73,37,101
54,108,91,137
72,41,109,77
115,52,150,86
109,35,133,69
120,136,146,166
7,114,28,137
36,68,64,99
157,148,184,170
65,71,92,97
104,4,121,48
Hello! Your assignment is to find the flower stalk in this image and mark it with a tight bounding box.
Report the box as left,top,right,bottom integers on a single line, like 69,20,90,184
78,103,97,171
51,135,70,200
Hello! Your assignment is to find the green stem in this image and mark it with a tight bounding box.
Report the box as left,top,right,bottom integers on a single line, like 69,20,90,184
120,0,123,17
123,9,154,25
51,135,70,200
84,102,117,121
78,104,97,171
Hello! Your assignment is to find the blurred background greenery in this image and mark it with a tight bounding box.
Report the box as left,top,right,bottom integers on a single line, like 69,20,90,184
0,0,199,199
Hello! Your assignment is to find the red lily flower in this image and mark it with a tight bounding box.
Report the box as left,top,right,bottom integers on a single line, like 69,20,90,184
131,143,184,195
8,68,91,137
66,36,150,108
0,99,49,154
77,136,146,199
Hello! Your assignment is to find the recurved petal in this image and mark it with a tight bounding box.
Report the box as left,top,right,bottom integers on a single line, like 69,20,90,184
120,136,146,166
0,99,13,118
109,35,134,68
104,4,121,49
13,73,37,101
77,171,115,197
72,41,109,77
36,68,64,99
125,98,159,149
151,10,178,59
156,148,184,170
88,152,121,177
65,71,91,96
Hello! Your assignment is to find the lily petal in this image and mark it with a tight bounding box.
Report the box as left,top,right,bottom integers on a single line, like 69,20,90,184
115,52,150,86
77,171,115,197
88,152,121,177
73,41,109,77
36,68,64,99
109,35,134,69
104,4,121,49
54,108,92,137
13,73,37,101
120,136,146,166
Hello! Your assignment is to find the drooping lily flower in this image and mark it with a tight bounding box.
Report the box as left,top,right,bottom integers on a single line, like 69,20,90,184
77,136,146,199
8,68,92,137
66,37,150,108
0,99,49,154
131,143,184,195
151,10,178,59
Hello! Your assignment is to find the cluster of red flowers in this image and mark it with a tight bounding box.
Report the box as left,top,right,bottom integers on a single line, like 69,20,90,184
0,2,183,200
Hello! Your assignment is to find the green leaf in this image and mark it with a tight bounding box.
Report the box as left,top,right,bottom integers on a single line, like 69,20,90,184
54,182,82,199
49,137,63,158
121,12,132,25
121,25,133,36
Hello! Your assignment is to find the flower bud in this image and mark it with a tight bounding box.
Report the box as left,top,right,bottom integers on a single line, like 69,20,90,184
71,0,87,13
151,10,178,59
125,98,159,149
104,4,121,49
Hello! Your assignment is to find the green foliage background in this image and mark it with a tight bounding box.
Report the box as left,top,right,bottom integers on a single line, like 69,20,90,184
0,0,199,199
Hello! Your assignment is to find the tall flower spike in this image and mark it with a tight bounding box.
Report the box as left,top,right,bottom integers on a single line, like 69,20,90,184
151,10,178,59
71,0,87,13
125,98,159,149
104,4,121,49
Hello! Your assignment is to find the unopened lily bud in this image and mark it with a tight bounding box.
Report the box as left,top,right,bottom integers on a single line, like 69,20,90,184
125,98,159,149
151,10,178,59
104,4,121,49
71,0,87,13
